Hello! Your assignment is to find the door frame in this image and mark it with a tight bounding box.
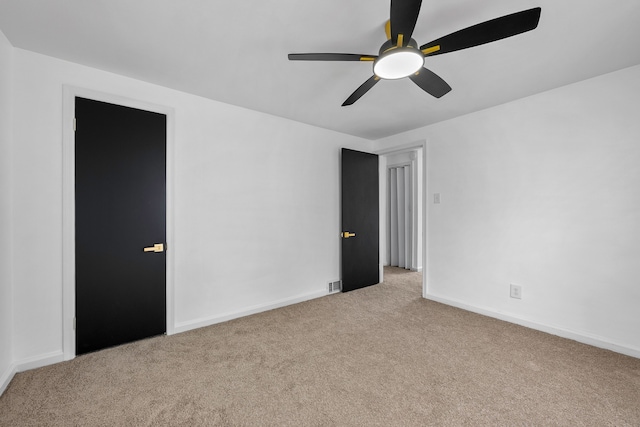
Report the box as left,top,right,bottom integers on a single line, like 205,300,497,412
375,140,428,297
62,86,175,360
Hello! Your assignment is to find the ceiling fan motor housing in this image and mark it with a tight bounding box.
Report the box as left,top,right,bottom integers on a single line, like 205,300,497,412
374,38,424,80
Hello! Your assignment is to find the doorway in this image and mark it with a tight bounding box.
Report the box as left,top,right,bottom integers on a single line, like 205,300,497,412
74,97,166,354
376,142,427,296
387,162,415,270
62,87,175,359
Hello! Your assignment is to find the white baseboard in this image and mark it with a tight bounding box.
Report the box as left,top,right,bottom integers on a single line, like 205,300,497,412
425,293,640,359
15,351,65,373
0,362,17,396
0,350,65,397
173,289,328,335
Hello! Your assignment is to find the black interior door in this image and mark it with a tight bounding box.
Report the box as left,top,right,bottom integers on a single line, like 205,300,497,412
75,97,166,355
341,148,379,292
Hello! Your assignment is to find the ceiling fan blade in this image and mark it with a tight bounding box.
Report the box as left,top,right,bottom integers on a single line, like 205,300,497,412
288,53,377,61
409,67,451,98
390,0,423,46
420,7,541,56
342,76,380,106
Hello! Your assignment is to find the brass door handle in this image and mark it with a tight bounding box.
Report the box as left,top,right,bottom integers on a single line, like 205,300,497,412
143,243,164,253
341,232,356,238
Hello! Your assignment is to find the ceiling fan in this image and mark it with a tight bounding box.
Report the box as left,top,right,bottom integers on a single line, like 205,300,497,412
288,1,541,106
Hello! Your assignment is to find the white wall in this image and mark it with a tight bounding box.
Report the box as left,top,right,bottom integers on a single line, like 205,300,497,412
374,65,640,357
7,35,638,380
0,29,14,393
10,48,372,364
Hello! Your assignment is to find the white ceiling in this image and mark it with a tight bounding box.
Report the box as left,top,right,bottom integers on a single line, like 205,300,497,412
1,0,639,140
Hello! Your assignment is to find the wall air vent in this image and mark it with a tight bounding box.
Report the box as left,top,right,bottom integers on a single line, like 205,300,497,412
328,280,342,293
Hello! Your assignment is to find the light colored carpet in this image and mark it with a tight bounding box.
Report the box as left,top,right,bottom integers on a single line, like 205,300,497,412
1,267,639,426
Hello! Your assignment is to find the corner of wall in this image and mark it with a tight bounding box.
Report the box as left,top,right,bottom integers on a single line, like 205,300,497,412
0,26,15,397
0,363,16,396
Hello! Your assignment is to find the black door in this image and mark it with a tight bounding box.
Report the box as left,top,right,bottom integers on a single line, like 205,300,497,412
75,97,166,355
341,148,379,292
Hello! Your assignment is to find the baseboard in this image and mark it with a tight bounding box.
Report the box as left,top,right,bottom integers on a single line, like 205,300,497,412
14,351,65,373
0,362,17,396
173,289,328,335
1,350,65,397
425,293,640,359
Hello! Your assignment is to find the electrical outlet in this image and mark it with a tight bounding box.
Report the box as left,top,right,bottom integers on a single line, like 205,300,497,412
510,284,522,299
434,193,441,204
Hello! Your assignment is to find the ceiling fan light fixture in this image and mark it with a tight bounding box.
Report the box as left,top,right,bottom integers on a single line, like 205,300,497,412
373,49,424,80
288,4,542,105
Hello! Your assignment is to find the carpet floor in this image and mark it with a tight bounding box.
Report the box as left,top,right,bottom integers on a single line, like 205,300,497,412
1,267,639,426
